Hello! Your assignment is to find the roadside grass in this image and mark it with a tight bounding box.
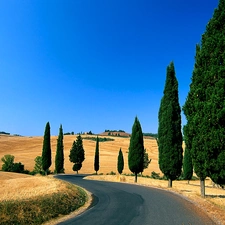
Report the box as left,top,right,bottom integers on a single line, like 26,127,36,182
0,183,87,225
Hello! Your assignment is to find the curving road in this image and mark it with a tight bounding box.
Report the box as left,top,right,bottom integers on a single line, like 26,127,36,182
55,175,215,225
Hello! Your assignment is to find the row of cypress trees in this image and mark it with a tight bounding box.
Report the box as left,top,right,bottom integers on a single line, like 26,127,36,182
158,0,225,196
41,122,96,175
41,122,65,175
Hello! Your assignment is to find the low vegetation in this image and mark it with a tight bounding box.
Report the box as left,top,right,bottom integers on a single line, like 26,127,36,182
0,175,87,225
82,136,114,142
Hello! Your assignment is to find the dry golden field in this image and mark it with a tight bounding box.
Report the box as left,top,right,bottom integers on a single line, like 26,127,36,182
0,173,71,201
0,135,225,224
0,134,160,175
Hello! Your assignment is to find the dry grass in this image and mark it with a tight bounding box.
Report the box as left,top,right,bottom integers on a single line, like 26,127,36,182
0,134,160,175
0,135,225,224
0,172,69,201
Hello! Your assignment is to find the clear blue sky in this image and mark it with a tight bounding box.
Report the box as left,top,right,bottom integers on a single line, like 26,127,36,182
0,0,219,136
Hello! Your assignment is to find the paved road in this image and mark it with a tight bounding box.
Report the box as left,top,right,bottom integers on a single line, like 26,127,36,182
55,175,215,225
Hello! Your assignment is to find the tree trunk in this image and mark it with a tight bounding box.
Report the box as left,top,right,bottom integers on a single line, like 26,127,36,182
76,171,78,174
187,180,190,184
134,173,137,183
200,179,205,197
168,178,172,188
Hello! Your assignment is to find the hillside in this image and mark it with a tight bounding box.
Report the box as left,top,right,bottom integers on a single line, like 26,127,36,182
0,134,160,175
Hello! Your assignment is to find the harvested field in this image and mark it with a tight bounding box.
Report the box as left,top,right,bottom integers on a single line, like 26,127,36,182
0,135,225,224
0,134,160,175
0,172,69,201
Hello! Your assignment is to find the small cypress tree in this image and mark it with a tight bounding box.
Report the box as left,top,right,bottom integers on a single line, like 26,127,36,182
69,135,85,174
42,122,51,175
55,124,64,174
69,141,77,172
183,146,193,184
158,62,183,188
128,116,144,183
94,136,99,174
117,148,124,174
183,45,208,197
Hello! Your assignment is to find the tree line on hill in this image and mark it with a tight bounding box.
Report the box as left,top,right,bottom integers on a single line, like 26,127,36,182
105,129,125,133
158,0,225,197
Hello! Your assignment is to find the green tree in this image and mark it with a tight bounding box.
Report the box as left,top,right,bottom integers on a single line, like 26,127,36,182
12,162,24,173
1,154,24,173
69,135,85,174
158,62,183,188
183,0,225,195
142,148,151,173
34,156,44,174
117,148,124,174
183,146,193,184
55,124,64,174
183,45,208,197
128,116,144,183
1,154,15,171
42,122,52,175
94,136,99,174
199,0,225,188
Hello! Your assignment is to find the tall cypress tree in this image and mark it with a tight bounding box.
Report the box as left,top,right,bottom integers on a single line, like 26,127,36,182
128,116,144,183
55,124,64,174
184,0,225,192
69,135,85,174
117,148,124,175
94,136,99,174
199,0,225,188
183,146,193,184
183,45,208,197
42,122,51,175
158,62,183,188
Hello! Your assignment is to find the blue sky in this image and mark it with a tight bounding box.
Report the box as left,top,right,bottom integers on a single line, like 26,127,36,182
0,0,219,136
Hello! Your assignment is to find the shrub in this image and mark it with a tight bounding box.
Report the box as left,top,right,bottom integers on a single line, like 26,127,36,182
151,171,161,179
33,156,44,175
12,162,24,173
83,137,114,142
1,155,25,173
107,171,116,175
1,155,15,172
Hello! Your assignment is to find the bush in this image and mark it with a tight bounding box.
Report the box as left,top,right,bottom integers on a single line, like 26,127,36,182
1,155,26,173
151,171,161,179
1,155,15,172
12,162,24,173
33,156,44,175
82,137,114,142
107,171,116,175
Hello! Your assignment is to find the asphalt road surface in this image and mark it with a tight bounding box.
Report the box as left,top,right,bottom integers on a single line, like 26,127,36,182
55,175,215,225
